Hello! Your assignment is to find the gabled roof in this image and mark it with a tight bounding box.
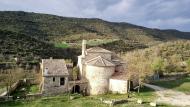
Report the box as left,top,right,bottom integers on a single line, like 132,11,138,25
42,59,69,77
85,56,115,67
86,47,112,53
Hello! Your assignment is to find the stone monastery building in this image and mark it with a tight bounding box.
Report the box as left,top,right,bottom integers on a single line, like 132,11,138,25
41,40,135,96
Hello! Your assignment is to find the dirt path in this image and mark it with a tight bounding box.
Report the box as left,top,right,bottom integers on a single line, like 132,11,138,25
144,83,190,106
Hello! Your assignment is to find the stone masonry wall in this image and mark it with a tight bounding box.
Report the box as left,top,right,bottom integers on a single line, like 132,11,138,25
109,79,128,94
42,76,69,96
85,65,115,95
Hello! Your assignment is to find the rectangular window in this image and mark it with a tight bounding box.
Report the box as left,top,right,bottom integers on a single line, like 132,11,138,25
53,77,55,82
60,77,65,85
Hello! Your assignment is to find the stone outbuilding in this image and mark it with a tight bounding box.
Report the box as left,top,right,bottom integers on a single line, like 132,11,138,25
41,58,70,95
109,72,130,94
40,58,88,96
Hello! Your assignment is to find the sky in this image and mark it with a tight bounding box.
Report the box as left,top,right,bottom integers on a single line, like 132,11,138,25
0,0,189,31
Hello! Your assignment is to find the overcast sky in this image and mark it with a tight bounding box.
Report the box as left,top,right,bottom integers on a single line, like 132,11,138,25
0,0,189,31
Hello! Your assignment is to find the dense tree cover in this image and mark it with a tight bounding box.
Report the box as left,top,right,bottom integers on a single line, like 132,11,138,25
123,40,190,81
0,11,190,71
0,11,190,45
100,40,148,53
0,30,80,65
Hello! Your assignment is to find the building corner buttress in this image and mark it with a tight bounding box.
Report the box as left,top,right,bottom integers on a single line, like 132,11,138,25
82,40,87,57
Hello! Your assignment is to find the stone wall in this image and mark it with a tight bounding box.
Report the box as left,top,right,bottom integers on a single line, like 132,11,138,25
109,79,128,94
42,76,69,96
77,56,84,78
2,80,23,96
115,65,124,72
25,93,42,100
0,96,13,102
85,65,115,95
68,80,88,94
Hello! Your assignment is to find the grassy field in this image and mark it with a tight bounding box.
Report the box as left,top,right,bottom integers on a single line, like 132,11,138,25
54,42,69,48
28,85,39,94
86,39,119,46
152,76,190,94
0,87,174,107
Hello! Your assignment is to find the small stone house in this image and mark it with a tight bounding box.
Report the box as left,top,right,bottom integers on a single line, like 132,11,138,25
41,58,70,95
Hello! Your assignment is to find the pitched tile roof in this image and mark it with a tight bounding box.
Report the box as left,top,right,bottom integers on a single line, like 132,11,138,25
84,53,109,62
86,47,112,53
42,59,69,77
110,72,128,80
85,56,115,67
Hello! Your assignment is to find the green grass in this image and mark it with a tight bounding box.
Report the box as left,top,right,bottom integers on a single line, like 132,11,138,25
54,42,69,48
152,76,190,94
11,85,39,97
87,39,119,46
0,87,175,107
28,85,39,94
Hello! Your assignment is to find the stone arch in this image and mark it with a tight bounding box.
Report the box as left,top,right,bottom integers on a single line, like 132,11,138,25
72,85,80,93
129,80,134,91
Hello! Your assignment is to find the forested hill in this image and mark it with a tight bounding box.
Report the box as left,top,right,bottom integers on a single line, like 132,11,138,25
0,11,190,44
0,11,190,65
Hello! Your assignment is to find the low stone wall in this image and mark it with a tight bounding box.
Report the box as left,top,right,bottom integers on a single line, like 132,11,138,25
10,80,22,94
0,93,42,101
0,78,41,102
0,96,13,102
100,98,128,106
1,80,22,96
25,93,42,100
6,78,39,96
163,72,188,78
151,72,189,83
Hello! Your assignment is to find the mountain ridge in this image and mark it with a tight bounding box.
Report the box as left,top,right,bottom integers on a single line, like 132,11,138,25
0,11,190,44
0,11,190,64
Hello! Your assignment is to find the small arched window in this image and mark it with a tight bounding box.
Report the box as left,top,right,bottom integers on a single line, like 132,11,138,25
53,77,55,82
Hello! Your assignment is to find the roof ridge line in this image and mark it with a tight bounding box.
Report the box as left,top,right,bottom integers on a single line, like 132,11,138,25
85,55,101,63
100,56,106,66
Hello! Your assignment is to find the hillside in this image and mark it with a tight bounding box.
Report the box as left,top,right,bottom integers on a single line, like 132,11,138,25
0,11,190,64
0,11,190,44
123,41,190,79
0,30,80,65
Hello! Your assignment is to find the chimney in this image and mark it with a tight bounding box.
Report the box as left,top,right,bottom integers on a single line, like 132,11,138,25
82,40,87,57
44,68,48,75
